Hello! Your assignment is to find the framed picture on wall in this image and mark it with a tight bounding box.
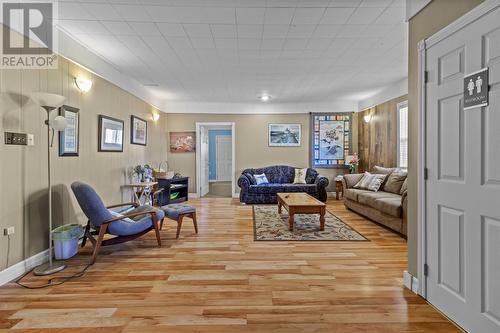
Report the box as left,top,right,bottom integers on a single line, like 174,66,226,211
268,123,301,147
131,115,147,146
170,131,196,153
58,105,79,156
98,115,124,152
310,113,352,168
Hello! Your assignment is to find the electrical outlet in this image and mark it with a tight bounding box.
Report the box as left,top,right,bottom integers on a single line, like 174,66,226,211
27,133,35,146
3,227,15,236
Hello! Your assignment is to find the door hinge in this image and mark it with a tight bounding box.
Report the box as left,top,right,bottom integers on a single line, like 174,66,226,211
424,168,429,180
424,264,429,276
424,71,429,83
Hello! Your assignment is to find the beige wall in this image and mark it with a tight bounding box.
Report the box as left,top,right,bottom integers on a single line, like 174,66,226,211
0,54,167,269
407,0,483,276
166,113,358,194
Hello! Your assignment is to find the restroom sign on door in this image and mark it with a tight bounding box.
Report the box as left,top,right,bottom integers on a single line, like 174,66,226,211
464,68,488,110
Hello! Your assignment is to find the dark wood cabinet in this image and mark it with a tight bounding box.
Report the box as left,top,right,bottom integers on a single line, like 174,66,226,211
157,177,189,206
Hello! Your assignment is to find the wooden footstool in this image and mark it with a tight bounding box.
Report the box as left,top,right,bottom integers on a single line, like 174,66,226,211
161,204,198,238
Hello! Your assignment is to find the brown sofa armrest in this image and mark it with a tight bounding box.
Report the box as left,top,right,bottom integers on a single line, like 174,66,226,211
401,190,408,236
342,173,364,189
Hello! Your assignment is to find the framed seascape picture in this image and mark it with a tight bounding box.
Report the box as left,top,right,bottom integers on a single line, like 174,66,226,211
58,105,79,156
98,115,124,152
310,113,352,168
268,123,301,147
131,115,147,146
170,131,196,153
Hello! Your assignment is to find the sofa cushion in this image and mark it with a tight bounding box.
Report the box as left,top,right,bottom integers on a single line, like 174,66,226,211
383,169,407,194
400,178,408,194
357,191,402,217
254,173,269,185
244,173,256,185
372,166,396,175
372,197,402,217
344,188,371,202
248,183,317,195
293,168,307,184
354,172,387,192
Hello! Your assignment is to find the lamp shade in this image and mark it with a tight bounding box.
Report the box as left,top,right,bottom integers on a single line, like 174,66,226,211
30,92,66,109
50,116,68,131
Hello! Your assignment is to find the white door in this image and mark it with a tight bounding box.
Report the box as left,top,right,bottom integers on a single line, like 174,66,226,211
216,136,232,181
424,3,500,332
200,127,209,197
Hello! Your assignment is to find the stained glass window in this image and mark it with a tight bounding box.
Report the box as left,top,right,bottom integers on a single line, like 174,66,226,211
310,113,352,168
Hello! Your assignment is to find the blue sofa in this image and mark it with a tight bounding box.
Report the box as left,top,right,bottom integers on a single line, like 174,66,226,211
238,165,329,204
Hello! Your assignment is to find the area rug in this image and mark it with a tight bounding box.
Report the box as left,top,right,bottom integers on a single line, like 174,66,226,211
253,205,367,241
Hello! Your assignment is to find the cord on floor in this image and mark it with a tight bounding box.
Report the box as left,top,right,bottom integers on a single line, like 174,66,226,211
15,261,92,289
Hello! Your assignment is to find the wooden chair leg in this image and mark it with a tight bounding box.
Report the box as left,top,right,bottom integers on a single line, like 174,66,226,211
81,221,90,247
91,224,108,265
159,218,164,230
176,215,184,239
152,216,162,247
191,212,198,234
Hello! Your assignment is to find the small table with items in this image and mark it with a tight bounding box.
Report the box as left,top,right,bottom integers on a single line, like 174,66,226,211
277,192,326,231
335,176,344,200
124,181,158,206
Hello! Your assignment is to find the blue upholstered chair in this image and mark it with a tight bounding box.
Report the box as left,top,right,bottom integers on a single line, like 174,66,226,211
71,182,165,264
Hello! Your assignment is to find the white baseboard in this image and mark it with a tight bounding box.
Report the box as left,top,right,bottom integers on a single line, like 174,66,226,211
0,249,49,286
403,270,419,294
233,192,239,199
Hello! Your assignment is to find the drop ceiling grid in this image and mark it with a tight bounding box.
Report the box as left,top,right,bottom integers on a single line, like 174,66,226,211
57,0,407,103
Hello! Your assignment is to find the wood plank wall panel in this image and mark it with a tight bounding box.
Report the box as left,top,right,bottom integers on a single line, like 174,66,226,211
358,95,407,172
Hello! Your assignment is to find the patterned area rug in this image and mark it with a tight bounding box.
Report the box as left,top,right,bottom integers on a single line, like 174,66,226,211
253,205,367,241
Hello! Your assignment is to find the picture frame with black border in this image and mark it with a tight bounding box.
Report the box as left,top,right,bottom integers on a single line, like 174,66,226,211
130,115,147,146
98,115,124,152
58,105,79,157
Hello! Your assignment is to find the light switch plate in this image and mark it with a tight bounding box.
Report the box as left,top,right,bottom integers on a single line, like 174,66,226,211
27,133,34,146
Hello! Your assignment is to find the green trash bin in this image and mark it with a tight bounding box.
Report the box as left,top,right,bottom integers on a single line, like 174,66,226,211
52,224,83,260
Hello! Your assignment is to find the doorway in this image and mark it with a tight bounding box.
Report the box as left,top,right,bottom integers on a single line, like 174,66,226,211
420,1,500,332
196,122,235,198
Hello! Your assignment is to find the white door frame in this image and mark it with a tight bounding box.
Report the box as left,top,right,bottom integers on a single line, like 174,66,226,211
418,0,500,298
196,122,236,198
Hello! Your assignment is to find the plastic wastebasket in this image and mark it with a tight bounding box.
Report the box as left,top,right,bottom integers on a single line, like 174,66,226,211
52,224,83,260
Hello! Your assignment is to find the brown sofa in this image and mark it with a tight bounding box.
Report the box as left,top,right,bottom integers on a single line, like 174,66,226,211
342,167,407,237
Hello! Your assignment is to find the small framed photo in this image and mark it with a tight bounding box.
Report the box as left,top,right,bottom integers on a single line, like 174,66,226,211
58,105,79,156
131,115,147,146
98,115,124,152
268,123,301,147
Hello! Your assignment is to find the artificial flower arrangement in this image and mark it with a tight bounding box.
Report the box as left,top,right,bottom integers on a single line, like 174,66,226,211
133,164,153,182
348,153,360,174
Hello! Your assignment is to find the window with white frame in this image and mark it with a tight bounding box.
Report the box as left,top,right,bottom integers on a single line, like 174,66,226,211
397,101,409,169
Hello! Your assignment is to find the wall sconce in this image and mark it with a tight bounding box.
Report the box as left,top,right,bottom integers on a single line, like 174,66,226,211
151,112,160,122
363,114,372,123
74,76,92,93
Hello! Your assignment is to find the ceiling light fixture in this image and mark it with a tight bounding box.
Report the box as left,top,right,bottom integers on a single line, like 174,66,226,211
74,76,92,93
259,94,271,102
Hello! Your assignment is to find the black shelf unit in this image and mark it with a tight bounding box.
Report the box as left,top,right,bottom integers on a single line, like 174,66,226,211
157,177,189,206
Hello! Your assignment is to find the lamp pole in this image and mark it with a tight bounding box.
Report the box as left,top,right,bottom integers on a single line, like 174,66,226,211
33,106,66,276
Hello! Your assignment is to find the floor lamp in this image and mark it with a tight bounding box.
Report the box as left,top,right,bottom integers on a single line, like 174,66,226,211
30,92,68,276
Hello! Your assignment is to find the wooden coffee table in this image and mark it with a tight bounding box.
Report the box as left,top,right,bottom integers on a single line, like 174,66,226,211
277,193,326,231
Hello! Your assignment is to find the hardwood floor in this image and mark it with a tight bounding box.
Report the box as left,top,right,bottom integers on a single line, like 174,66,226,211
0,198,460,332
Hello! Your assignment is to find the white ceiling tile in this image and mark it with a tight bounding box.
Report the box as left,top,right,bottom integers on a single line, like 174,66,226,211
374,7,405,24
359,0,392,7
283,38,308,50
157,23,187,37
190,37,216,49
183,24,212,38
237,25,263,38
113,4,151,21
128,22,161,36
214,38,238,49
287,25,316,38
262,24,289,38
320,7,356,24
292,8,326,25
264,8,295,25
261,38,285,50
59,3,93,20
102,21,136,35
311,24,342,38
236,8,265,24
238,38,261,50
328,0,362,6
347,7,385,24
82,3,121,20
211,24,237,38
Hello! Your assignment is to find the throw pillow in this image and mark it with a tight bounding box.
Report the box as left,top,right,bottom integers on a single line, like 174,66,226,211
400,178,408,195
253,173,269,185
372,165,396,175
354,172,387,192
293,168,307,184
383,169,407,194
244,173,256,185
